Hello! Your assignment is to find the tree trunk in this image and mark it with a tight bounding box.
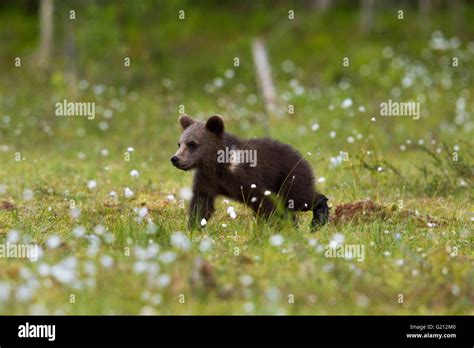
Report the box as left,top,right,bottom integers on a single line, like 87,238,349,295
64,14,77,96
313,0,331,12
252,38,278,134
360,0,374,34
419,0,431,15
38,0,54,69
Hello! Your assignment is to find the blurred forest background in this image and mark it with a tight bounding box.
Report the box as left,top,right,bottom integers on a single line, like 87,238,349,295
1,0,473,146
0,1,472,314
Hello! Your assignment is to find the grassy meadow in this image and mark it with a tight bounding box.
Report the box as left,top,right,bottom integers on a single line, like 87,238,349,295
0,1,473,314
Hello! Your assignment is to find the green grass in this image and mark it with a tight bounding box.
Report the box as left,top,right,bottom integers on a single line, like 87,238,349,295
0,4,473,315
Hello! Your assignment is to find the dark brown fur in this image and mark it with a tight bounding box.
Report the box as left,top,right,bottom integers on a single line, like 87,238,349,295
171,114,329,229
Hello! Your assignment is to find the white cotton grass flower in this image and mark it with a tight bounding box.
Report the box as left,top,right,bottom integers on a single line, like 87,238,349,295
109,191,117,198
311,123,320,131
133,261,148,273
356,294,370,307
103,232,114,244
265,287,281,302
139,306,157,315
329,131,336,138
170,231,191,251
240,275,253,287
159,251,177,264
124,187,134,198
127,147,134,152
134,246,150,260
269,234,284,247
130,169,139,178
7,230,20,243
0,184,7,194
100,148,109,156
395,259,405,266
166,194,176,202
251,197,258,203
103,109,113,119
149,293,163,305
100,255,114,268
135,207,148,223
225,69,235,79
70,207,81,219
179,187,192,201
341,98,353,109
330,152,345,168
23,189,34,200
243,302,255,313
15,285,35,301
200,218,207,226
329,233,345,249
227,206,237,219
264,190,271,196
46,235,61,249
0,281,12,302
147,220,157,234
199,237,213,253
214,77,224,88
146,244,160,258
156,274,171,288
317,177,326,183
250,184,257,189
83,262,96,277
94,224,106,236
72,226,86,238
87,180,97,190
51,256,78,285
98,121,109,131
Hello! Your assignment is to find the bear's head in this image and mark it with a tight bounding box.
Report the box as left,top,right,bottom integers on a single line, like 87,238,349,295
171,114,225,171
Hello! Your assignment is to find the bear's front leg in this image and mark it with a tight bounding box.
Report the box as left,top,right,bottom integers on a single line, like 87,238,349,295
189,190,215,229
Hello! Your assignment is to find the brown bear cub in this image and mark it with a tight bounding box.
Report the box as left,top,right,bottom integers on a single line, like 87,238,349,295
171,114,329,230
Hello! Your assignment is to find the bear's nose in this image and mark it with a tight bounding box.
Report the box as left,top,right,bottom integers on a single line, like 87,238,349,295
170,156,179,165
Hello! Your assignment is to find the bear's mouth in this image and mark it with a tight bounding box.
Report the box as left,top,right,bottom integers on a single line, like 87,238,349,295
172,162,190,171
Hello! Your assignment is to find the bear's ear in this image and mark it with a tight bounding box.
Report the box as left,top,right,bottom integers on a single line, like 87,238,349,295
179,115,195,130
205,115,224,136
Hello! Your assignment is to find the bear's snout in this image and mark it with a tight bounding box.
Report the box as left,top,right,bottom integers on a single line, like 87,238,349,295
170,156,179,166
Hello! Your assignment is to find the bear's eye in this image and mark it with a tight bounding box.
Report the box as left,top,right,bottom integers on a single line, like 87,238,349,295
177,143,180,148
187,141,198,150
